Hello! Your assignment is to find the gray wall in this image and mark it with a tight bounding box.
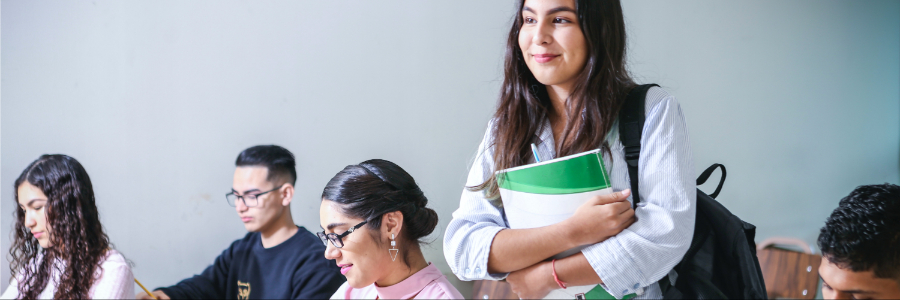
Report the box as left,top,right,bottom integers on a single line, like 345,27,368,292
2,0,898,296
623,0,900,250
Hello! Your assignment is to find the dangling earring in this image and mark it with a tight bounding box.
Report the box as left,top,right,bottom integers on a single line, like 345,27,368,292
389,233,399,262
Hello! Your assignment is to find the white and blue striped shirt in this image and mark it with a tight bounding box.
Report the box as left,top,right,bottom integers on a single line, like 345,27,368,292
443,87,696,299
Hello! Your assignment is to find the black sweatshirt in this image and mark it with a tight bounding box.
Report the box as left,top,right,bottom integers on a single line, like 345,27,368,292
158,226,345,299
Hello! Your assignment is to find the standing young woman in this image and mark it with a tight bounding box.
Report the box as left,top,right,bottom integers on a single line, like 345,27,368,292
1,155,134,299
443,0,695,299
319,159,464,299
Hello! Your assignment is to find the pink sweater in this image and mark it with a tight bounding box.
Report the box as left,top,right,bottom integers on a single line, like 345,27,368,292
331,263,464,299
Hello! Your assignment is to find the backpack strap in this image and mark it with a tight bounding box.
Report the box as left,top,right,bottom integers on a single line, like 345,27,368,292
696,163,726,199
618,84,658,209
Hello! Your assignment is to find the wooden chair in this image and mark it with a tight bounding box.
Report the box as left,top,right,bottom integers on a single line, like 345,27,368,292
472,280,516,299
756,237,822,299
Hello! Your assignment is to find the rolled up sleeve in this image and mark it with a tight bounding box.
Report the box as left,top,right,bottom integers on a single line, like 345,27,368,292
443,122,511,281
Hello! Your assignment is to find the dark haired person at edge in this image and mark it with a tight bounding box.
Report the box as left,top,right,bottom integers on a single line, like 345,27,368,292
319,159,464,299
137,145,344,299
817,183,900,299
1,155,134,299
443,0,695,299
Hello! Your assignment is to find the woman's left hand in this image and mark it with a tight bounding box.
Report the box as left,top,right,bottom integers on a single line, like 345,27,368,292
506,261,556,299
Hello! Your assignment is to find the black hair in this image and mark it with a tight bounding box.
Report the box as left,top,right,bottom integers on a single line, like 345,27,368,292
235,145,297,186
818,183,900,281
321,159,439,267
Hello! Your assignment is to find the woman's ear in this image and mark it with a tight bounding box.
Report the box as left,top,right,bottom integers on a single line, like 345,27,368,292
382,211,404,238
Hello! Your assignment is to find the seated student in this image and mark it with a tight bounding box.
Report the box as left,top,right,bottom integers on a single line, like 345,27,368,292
137,145,345,299
1,154,133,299
817,183,900,299
319,159,464,299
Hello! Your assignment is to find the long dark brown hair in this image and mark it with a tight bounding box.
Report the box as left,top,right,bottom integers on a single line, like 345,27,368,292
473,0,636,199
9,154,111,299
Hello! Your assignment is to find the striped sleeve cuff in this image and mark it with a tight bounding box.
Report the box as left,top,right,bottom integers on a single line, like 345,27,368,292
459,226,509,281
581,236,646,299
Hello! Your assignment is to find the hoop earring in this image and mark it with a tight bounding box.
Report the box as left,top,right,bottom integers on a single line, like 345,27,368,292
389,233,399,262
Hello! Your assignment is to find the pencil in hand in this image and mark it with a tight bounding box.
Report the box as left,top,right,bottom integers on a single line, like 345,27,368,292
134,278,159,300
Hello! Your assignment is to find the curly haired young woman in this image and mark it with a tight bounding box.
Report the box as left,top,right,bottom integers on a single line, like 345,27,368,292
2,154,133,299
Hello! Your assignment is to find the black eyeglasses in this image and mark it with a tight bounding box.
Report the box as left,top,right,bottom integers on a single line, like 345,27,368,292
317,220,369,248
225,185,283,207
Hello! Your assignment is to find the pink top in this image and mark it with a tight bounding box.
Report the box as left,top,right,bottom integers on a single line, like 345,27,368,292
331,263,464,299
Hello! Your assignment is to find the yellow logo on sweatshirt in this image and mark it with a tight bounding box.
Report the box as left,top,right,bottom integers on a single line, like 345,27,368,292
237,281,251,300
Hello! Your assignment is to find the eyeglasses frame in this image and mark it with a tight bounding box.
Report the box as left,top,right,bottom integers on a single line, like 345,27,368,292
225,184,284,207
317,219,370,249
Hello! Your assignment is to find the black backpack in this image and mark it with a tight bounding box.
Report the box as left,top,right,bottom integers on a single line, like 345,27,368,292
618,84,767,299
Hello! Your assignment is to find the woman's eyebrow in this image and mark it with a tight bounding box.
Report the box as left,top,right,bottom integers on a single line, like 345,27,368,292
27,199,46,207
522,6,576,15
326,222,348,231
547,6,576,14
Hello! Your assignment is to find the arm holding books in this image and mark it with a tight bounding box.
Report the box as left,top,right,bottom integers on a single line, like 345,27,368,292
488,190,634,274
579,92,696,299
443,125,636,282
506,252,600,299
502,190,634,299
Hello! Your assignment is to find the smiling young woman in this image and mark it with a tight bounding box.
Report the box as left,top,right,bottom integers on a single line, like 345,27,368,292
1,155,134,299
319,159,463,300
443,0,696,299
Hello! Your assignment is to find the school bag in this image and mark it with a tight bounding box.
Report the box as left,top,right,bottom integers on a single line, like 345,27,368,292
618,84,767,299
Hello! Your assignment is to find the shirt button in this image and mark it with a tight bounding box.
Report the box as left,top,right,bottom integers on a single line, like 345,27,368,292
622,289,629,295
465,268,472,275
633,283,639,289
475,267,482,274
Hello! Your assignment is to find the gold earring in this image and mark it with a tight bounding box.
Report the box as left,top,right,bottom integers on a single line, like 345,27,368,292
389,233,398,262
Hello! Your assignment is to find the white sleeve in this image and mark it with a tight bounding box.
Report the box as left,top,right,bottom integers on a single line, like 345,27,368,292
1,277,21,300
89,252,135,299
443,121,510,281
581,90,696,299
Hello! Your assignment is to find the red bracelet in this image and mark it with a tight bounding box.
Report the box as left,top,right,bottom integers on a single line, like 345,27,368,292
551,259,567,289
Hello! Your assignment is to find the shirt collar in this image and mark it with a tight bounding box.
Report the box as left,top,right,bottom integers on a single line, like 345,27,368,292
375,263,442,299
535,117,557,161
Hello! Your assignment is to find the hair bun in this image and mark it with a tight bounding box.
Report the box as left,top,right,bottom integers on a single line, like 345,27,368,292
408,207,439,241
395,187,435,240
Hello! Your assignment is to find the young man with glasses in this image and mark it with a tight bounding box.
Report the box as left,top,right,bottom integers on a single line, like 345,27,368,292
137,145,345,299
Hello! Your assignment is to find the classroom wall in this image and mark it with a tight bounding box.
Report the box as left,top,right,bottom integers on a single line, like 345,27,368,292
2,0,898,295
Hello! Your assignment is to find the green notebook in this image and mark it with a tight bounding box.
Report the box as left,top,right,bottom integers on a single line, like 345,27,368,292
497,149,636,300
